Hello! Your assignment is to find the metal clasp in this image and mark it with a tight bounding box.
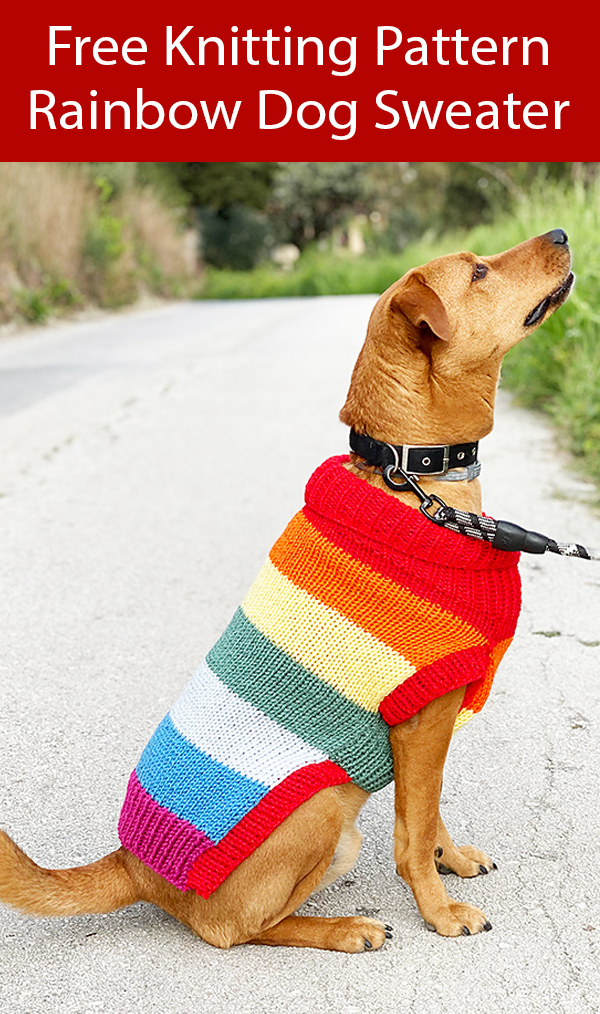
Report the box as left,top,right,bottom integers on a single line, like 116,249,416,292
382,461,428,501
418,494,450,526
383,445,450,526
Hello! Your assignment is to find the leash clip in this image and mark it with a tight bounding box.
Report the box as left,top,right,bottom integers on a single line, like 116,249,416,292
418,494,450,526
382,444,414,494
376,442,597,561
382,458,449,526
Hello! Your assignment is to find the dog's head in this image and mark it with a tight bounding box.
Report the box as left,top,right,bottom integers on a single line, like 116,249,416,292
340,230,573,443
386,228,573,364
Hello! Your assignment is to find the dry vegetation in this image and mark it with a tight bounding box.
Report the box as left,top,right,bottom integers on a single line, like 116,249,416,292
0,162,198,325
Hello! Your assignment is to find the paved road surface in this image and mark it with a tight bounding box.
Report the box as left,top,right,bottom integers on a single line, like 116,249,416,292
1,298,599,1014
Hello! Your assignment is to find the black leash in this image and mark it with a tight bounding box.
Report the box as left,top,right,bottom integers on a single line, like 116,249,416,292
385,463,598,560
350,430,600,561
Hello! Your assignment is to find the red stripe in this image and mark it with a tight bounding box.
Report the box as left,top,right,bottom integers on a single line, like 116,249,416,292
379,643,492,726
186,760,351,898
304,457,519,573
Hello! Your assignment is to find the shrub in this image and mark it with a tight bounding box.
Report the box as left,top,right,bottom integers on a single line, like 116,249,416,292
198,205,272,271
0,163,197,324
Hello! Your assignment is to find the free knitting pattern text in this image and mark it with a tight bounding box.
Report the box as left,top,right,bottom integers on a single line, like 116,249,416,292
29,24,568,140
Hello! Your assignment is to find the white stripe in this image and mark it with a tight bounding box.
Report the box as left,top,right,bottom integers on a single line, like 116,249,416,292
169,659,328,787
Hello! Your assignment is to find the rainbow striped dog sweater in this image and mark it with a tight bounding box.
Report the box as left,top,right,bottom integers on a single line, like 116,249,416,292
119,455,521,897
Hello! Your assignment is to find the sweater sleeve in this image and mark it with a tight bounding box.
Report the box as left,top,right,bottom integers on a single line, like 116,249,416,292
379,642,493,726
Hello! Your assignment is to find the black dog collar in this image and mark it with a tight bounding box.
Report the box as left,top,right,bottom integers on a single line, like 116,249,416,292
349,430,479,477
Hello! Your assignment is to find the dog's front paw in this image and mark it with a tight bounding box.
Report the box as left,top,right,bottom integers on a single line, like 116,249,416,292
435,844,497,878
425,901,492,937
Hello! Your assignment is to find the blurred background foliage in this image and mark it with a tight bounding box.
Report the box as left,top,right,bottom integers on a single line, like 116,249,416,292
1,160,599,486
140,160,593,264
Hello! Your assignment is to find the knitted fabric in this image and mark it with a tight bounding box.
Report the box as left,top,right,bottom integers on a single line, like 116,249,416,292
118,455,521,898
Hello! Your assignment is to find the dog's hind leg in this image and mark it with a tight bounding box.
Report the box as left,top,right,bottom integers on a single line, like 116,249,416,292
125,784,388,952
390,686,492,937
246,785,388,952
248,913,389,951
313,781,367,890
247,783,390,952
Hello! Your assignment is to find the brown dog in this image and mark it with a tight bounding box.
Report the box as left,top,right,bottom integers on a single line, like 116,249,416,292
0,230,573,952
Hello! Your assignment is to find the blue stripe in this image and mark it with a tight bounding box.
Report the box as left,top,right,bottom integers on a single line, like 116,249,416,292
135,715,269,842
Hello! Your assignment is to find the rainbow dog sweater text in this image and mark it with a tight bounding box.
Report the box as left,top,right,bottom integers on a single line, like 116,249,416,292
119,456,521,898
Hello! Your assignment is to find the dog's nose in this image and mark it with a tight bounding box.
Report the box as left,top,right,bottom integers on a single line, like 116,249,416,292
545,228,569,246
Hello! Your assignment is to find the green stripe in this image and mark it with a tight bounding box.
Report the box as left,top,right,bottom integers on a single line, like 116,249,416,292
207,608,393,793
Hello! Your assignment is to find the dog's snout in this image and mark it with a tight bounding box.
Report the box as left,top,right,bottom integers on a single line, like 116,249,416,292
545,228,569,246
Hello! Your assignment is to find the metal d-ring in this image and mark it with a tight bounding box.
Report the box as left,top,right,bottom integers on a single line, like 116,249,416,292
385,442,401,474
383,443,429,500
382,463,412,492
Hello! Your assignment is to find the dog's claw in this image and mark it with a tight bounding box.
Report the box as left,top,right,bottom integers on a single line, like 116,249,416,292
483,921,493,932
461,926,471,936
364,939,373,949
479,864,489,875
492,862,498,870
434,846,443,858
385,930,393,939
384,924,393,932
437,863,453,875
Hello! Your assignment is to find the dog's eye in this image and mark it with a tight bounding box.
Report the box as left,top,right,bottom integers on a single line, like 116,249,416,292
472,263,488,281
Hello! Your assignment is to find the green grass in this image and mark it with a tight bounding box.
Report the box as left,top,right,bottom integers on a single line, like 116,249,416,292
15,279,82,324
198,237,464,301
464,180,600,488
198,179,600,490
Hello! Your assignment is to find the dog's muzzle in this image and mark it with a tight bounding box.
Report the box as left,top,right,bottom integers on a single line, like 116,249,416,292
524,271,574,328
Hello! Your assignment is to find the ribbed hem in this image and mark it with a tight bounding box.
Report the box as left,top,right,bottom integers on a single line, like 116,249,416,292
305,456,519,572
118,772,214,890
379,643,492,725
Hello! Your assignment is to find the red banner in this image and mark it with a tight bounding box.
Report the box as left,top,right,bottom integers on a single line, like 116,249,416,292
3,0,595,158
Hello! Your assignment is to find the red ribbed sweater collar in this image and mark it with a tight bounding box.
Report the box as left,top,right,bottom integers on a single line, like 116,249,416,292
305,456,519,572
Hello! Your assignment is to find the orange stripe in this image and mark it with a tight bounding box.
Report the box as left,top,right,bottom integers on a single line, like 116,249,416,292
270,512,486,671
462,637,513,715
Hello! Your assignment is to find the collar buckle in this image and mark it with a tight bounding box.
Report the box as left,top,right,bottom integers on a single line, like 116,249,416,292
401,443,451,476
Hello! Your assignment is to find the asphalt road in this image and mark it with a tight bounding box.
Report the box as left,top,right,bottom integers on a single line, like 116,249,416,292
1,298,599,1014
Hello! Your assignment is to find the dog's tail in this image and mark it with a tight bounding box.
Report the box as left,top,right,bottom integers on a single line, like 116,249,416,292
0,828,139,917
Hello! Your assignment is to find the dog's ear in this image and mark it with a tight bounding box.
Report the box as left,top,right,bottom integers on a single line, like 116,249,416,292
390,273,451,343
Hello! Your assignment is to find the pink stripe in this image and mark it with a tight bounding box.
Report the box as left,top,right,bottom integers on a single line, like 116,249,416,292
118,771,214,890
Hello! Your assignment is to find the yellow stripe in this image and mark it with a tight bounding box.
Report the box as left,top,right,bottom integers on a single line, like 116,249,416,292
242,559,416,712
452,708,475,733
270,511,486,667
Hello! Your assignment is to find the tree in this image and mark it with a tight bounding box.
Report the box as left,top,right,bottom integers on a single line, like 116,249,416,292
268,163,371,249
135,163,280,271
141,163,278,212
